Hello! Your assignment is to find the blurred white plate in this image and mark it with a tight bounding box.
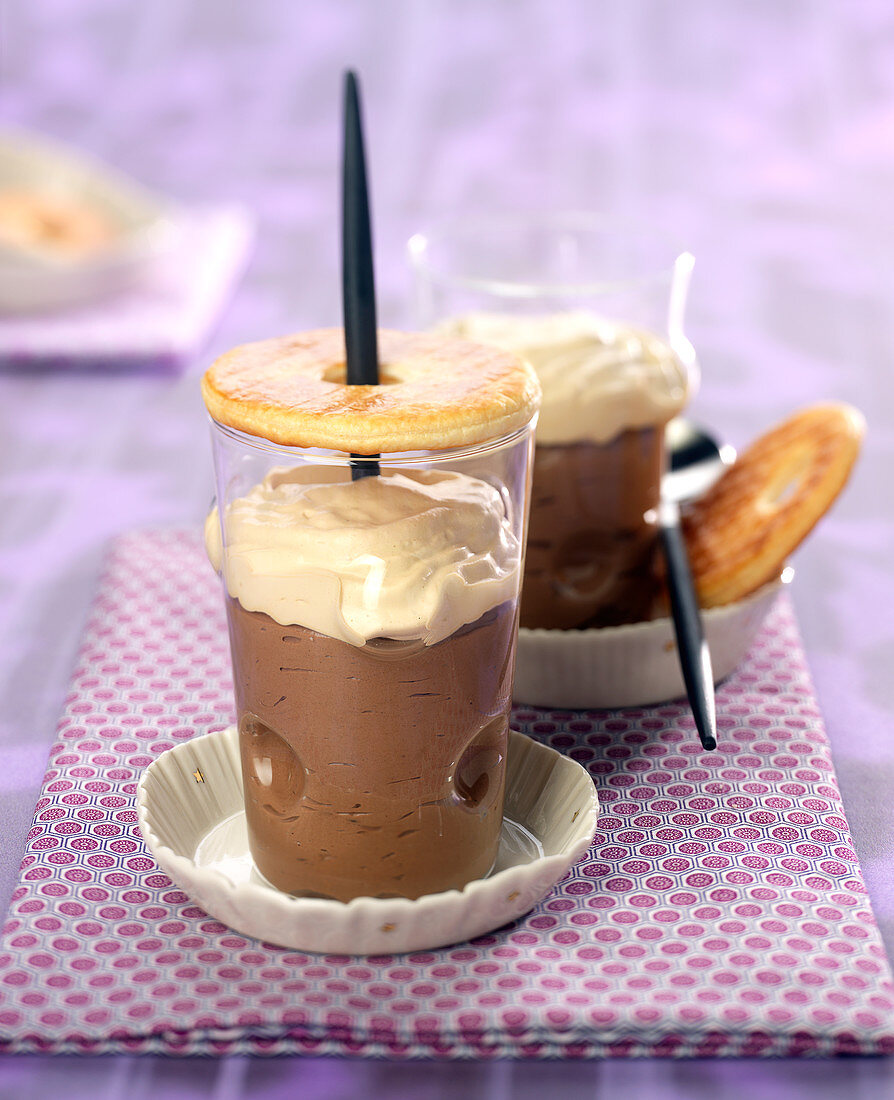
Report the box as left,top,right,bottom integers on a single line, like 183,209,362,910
514,570,792,710
0,129,178,312
137,725,598,955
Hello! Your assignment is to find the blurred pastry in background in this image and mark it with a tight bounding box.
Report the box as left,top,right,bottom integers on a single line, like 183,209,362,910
0,129,178,313
0,188,118,260
0,130,254,369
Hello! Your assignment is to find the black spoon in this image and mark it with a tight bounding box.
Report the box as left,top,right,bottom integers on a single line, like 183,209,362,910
660,419,735,751
341,69,380,479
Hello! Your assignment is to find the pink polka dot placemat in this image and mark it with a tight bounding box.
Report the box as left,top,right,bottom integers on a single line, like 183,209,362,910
1,529,892,1059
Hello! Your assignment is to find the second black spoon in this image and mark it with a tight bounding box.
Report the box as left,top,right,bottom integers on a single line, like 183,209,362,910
660,419,735,752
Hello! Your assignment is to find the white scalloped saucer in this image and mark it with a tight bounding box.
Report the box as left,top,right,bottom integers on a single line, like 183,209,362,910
137,726,598,956
514,569,793,709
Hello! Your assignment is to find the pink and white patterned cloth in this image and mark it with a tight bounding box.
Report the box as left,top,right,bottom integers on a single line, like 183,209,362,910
0,529,892,1058
0,206,253,373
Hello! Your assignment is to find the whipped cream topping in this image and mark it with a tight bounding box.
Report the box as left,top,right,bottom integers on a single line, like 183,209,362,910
205,466,521,647
436,311,691,445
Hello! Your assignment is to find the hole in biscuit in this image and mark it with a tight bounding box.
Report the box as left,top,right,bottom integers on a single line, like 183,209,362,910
322,362,401,385
771,477,801,508
764,455,812,511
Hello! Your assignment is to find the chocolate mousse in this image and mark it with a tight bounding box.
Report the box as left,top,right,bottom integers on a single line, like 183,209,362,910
202,329,540,903
521,429,664,630
226,596,516,900
205,463,528,901
435,312,692,629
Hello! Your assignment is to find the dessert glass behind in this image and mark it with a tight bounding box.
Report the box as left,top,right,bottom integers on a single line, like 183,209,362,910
409,213,698,630
206,418,535,903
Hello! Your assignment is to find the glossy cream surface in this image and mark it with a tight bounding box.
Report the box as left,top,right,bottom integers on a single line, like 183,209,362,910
436,311,690,444
205,465,520,647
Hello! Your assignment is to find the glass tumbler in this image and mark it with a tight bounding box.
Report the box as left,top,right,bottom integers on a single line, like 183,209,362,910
206,421,536,902
409,212,698,631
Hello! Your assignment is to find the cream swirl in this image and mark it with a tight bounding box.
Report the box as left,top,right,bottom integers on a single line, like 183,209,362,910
205,466,521,647
436,311,692,445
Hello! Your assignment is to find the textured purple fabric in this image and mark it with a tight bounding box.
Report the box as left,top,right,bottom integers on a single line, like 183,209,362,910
1,0,893,1095
1,530,892,1059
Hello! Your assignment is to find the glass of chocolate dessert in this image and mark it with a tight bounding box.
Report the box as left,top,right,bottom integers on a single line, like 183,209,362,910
202,328,540,902
409,212,697,632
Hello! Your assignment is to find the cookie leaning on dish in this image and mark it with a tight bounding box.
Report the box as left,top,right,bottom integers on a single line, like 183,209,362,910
682,402,865,608
201,327,541,453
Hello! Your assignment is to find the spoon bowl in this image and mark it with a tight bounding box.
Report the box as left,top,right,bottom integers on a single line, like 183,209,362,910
665,418,736,505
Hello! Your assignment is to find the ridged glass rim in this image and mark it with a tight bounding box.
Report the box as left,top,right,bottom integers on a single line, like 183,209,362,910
408,210,692,299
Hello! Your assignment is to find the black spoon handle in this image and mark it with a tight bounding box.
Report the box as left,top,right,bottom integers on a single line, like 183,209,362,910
341,69,380,480
342,70,379,385
659,499,717,751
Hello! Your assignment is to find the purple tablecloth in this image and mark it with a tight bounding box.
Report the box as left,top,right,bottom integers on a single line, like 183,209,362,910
3,530,892,1059
1,1,893,1096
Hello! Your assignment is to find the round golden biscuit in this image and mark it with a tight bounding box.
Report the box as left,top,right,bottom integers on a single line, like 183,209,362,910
0,189,117,257
201,328,541,453
682,403,865,607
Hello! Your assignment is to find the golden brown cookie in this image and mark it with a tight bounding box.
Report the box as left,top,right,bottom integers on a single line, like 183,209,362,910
682,403,865,607
0,189,116,257
201,328,541,453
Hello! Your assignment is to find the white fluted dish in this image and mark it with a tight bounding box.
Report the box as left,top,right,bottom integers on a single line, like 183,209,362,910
0,129,178,312
514,570,792,710
137,726,598,955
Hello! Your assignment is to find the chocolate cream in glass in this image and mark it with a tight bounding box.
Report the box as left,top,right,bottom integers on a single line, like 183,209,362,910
202,328,539,902
437,312,692,630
